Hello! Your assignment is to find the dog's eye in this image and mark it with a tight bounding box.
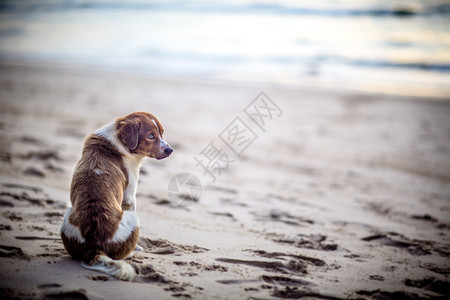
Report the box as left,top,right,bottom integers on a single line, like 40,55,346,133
148,134,155,140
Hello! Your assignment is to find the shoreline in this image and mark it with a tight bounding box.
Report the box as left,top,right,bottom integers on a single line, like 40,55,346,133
1,60,449,102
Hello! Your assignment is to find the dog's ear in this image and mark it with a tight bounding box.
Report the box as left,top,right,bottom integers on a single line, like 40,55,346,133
117,121,141,151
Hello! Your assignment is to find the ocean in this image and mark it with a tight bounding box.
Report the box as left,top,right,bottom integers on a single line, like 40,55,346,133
0,0,449,98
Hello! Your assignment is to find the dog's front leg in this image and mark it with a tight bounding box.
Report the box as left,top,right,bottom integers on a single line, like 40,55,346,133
121,194,136,211
121,194,142,251
122,188,142,252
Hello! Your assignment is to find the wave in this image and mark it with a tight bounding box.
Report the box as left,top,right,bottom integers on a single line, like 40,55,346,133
1,1,450,17
139,50,450,73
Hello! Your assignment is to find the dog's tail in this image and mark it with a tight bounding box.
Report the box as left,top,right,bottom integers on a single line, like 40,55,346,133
81,249,135,281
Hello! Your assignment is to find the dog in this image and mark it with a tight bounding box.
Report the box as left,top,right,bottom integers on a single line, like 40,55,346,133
60,112,173,281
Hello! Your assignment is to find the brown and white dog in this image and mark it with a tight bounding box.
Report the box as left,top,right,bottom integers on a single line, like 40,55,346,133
60,112,172,281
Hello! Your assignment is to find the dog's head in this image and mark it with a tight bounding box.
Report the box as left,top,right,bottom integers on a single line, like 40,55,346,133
116,112,173,160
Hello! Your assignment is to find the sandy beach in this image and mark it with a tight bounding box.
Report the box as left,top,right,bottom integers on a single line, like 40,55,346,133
0,63,449,299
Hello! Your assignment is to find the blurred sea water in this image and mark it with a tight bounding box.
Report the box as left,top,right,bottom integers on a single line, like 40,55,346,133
0,0,449,98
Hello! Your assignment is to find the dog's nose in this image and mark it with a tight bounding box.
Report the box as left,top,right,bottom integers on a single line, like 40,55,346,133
164,147,173,155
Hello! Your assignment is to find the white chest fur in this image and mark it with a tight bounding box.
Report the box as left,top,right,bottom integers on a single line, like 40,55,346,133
122,155,141,211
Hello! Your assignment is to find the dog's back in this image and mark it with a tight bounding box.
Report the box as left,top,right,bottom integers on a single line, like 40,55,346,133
70,134,126,246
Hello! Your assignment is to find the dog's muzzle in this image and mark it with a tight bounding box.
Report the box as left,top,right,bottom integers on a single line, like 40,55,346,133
164,146,173,156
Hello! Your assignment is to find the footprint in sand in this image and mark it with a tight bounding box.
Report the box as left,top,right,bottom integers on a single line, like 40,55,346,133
262,275,312,287
37,284,62,289
130,263,195,298
138,237,208,255
411,214,450,230
253,209,315,227
356,290,432,300
361,233,437,256
22,167,46,178
0,191,56,207
0,244,28,259
0,224,12,231
87,275,109,282
215,257,308,275
43,289,99,300
273,233,338,251
272,286,344,300
173,261,228,272
0,151,12,163
405,277,450,296
421,263,450,275
132,264,170,284
19,150,61,161
2,211,23,222
250,250,326,267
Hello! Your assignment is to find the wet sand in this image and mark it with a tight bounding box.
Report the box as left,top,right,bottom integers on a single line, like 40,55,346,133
0,63,449,299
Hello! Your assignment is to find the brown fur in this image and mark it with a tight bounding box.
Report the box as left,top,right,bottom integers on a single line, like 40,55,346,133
69,135,127,246
61,112,172,266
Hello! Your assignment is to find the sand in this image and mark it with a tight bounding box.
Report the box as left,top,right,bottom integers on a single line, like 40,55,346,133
0,63,449,299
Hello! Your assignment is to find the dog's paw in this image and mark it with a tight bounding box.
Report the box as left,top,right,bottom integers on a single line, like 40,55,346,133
134,245,143,251
111,260,136,281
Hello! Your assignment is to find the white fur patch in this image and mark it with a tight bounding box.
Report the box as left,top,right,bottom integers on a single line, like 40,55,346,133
94,121,130,156
81,255,135,281
152,119,158,131
122,155,140,211
152,119,169,150
110,211,139,244
60,208,85,243
94,168,108,175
